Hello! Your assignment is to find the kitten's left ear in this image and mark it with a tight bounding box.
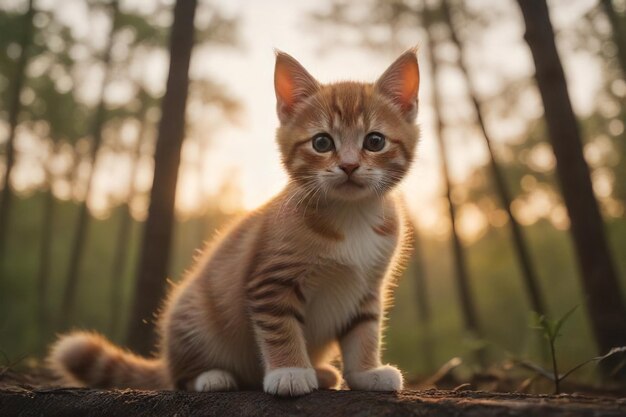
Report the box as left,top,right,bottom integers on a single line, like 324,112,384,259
274,51,320,124
375,48,420,122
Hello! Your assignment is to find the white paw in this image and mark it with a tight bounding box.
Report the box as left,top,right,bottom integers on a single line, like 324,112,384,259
193,369,238,392
345,365,403,392
263,367,318,396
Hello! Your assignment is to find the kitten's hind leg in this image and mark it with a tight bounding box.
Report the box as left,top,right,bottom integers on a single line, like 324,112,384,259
315,364,341,389
193,369,238,392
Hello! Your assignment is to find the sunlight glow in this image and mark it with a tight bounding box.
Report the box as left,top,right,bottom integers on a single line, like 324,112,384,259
2,0,620,239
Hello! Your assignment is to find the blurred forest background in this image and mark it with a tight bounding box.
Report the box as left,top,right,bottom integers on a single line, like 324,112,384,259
1,0,625,390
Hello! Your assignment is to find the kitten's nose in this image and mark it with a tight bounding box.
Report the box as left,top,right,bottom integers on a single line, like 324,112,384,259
339,163,360,176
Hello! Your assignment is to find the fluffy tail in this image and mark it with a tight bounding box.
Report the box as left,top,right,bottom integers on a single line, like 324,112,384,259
47,331,168,390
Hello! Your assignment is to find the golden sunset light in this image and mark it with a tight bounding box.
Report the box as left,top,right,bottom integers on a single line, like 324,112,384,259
1,0,626,409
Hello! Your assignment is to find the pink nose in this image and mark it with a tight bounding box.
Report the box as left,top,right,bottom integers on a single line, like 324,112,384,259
339,163,359,176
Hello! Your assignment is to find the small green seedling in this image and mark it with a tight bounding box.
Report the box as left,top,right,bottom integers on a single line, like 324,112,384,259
530,306,626,394
530,306,578,394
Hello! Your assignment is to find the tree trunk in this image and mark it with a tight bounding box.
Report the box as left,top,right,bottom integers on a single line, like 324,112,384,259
60,0,119,326
423,5,484,354
412,227,431,326
109,112,147,338
37,171,56,348
126,0,197,355
601,0,626,78
411,223,434,371
0,0,35,276
440,0,547,316
516,0,626,362
195,137,209,247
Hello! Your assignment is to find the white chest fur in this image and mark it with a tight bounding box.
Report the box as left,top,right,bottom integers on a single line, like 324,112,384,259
330,203,397,273
303,202,398,344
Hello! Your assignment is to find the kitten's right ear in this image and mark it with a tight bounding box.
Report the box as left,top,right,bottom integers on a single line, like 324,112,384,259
274,51,320,124
375,48,420,122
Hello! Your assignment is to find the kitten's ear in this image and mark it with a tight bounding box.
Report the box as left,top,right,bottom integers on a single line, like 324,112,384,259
375,48,420,122
274,51,320,124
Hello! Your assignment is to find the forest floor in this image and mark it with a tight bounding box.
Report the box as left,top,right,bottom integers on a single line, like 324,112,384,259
1,367,626,416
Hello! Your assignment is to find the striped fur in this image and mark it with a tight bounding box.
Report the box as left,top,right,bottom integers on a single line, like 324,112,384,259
47,332,166,390
48,49,420,396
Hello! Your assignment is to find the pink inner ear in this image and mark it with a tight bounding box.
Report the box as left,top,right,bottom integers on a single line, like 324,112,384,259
275,69,294,107
376,51,420,113
400,61,419,108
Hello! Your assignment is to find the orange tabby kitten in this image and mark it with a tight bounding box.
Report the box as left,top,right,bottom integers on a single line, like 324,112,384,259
48,49,420,396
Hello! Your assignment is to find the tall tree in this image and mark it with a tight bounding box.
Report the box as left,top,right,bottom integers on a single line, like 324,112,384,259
31,77,89,344
0,5,89,343
516,0,626,359
409,222,434,371
600,0,626,78
127,0,198,354
423,3,484,351
60,0,119,325
37,161,56,341
0,0,35,275
440,0,546,316
109,92,155,338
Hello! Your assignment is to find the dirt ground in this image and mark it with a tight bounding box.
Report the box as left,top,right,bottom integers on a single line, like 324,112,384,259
1,368,626,417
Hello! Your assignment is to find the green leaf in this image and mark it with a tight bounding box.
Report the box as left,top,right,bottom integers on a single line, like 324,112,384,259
530,311,553,340
552,305,578,340
560,346,626,382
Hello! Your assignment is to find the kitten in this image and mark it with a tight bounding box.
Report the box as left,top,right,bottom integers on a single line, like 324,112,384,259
48,49,420,396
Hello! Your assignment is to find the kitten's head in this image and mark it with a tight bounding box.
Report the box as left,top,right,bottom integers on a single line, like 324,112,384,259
274,49,420,202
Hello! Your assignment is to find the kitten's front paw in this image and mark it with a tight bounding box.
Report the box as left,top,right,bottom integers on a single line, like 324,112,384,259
263,367,318,396
345,365,403,392
194,369,238,392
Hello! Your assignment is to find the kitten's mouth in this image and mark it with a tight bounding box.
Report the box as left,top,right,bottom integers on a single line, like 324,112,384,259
337,178,365,189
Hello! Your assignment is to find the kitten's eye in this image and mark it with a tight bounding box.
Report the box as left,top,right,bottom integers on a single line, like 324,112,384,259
363,132,386,152
312,133,334,153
